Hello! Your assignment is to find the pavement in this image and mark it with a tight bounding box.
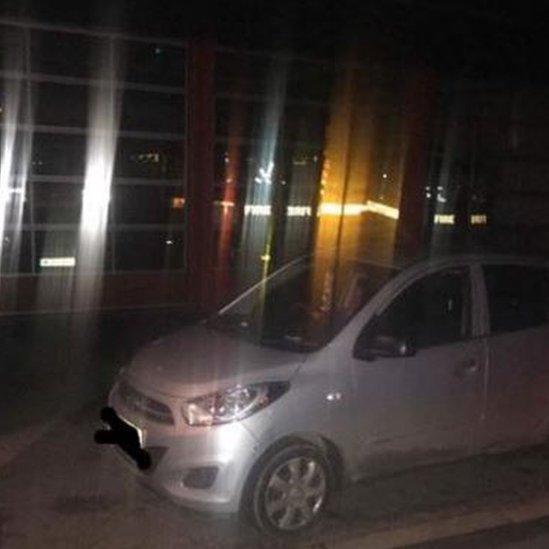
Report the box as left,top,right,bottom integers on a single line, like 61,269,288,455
3,310,549,548
0,307,198,462
410,516,549,549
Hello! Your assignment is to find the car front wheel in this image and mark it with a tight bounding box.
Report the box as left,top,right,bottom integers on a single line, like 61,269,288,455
248,442,331,535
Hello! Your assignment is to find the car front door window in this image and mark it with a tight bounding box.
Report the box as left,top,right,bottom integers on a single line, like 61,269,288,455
356,268,470,356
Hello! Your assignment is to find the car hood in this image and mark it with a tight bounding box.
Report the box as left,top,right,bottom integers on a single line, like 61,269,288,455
125,323,308,398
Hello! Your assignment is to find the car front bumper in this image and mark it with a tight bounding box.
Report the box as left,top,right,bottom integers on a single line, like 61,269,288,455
103,379,260,514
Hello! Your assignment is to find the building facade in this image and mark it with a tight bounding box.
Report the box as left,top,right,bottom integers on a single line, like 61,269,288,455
1,18,548,315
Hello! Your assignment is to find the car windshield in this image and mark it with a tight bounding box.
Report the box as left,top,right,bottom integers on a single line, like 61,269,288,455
207,257,398,351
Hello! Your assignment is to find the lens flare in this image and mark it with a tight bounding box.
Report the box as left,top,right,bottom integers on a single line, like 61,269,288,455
238,59,288,286
73,41,121,310
0,33,31,300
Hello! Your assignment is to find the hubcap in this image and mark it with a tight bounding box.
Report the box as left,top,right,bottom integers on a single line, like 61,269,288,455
264,456,327,531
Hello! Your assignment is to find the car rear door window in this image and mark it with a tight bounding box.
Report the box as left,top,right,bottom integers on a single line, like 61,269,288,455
483,265,549,334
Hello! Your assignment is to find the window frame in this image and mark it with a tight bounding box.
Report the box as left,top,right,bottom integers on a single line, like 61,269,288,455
0,21,188,277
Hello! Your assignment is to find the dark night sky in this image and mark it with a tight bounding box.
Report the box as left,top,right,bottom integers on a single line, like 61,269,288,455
1,0,549,80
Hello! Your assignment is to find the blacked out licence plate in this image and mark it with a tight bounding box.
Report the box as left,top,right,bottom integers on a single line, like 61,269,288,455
95,407,151,470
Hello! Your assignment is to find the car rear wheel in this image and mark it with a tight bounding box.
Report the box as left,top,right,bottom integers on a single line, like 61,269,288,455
247,442,331,535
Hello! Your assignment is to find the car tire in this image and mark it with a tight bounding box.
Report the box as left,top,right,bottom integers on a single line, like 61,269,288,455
245,442,332,536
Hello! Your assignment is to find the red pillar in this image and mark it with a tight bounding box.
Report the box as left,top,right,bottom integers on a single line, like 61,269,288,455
185,37,216,313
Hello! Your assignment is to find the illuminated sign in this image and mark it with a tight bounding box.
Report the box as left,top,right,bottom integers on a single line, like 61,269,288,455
319,200,399,219
40,257,76,268
471,214,488,225
241,200,400,219
244,204,271,216
433,214,488,225
287,206,312,217
434,214,455,225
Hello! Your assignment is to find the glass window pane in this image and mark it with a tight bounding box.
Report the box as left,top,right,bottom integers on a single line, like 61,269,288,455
0,185,31,225
0,25,26,72
0,80,30,124
114,230,184,271
216,53,334,103
215,98,264,139
35,230,112,273
32,134,86,176
33,82,88,128
214,143,322,193
0,130,32,225
287,61,334,102
215,52,272,96
281,104,328,144
120,90,185,133
216,99,328,144
122,40,185,86
33,182,83,224
1,230,32,273
214,144,257,189
484,265,549,334
113,185,185,225
115,138,184,179
31,30,100,77
35,230,77,273
370,268,470,349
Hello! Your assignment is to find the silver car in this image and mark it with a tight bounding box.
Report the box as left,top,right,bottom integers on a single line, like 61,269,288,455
96,253,549,534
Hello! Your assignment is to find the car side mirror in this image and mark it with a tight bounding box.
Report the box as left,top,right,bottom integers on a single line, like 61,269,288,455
354,333,416,362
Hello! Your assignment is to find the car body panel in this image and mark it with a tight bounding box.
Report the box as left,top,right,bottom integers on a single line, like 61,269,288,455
332,260,487,477
475,258,549,451
101,253,549,514
126,324,307,399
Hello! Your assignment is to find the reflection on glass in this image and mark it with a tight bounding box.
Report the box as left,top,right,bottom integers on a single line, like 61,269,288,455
0,31,32,297
0,231,32,273
35,230,77,273
237,58,288,286
31,30,99,77
113,185,185,225
32,134,86,176
33,182,83,224
33,82,88,128
73,41,120,310
115,138,184,179
120,90,184,133
114,230,184,271
123,40,185,86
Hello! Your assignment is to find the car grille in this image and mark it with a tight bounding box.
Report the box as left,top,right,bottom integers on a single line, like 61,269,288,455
117,380,174,425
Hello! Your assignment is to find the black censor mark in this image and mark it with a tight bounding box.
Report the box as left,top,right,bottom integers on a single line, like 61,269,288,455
94,407,151,470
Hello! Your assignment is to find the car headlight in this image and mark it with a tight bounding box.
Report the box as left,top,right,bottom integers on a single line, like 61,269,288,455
181,382,289,427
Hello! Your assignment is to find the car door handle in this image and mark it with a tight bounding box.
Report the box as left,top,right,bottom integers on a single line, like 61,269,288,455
455,358,480,378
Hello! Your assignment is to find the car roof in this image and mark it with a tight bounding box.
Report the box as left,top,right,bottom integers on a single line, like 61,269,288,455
400,253,548,270
312,250,548,272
